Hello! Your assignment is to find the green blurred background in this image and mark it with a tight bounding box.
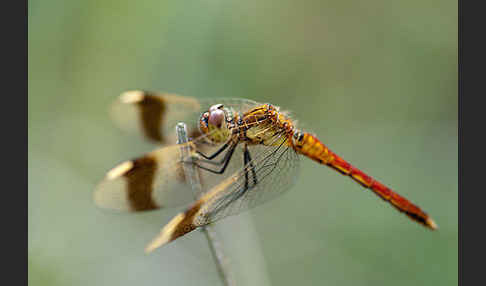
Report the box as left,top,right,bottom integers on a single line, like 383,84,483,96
28,0,457,285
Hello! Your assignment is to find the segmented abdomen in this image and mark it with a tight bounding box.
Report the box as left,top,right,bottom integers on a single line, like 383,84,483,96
293,132,437,230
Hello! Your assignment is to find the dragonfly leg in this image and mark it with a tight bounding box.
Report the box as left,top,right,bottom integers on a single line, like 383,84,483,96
210,144,256,217
196,155,230,166
244,145,250,190
196,142,230,160
244,146,258,186
195,143,237,174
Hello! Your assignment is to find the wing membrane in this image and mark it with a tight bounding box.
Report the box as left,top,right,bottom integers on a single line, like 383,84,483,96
145,134,300,251
94,144,195,211
110,90,259,144
94,123,271,212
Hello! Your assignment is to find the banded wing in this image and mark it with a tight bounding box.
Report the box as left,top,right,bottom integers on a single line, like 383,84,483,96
94,115,277,212
145,134,300,252
110,90,259,144
94,144,196,212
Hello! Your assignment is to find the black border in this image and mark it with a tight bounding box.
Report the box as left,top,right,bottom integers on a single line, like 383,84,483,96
7,0,28,285
459,1,486,285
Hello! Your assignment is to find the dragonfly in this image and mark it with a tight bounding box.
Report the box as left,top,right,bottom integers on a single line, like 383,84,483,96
94,90,437,253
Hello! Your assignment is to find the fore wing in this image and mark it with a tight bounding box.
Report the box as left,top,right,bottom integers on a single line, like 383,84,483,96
110,90,203,144
94,125,265,212
110,90,259,144
94,110,268,213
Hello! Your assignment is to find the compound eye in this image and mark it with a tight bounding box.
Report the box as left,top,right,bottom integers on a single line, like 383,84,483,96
208,109,225,128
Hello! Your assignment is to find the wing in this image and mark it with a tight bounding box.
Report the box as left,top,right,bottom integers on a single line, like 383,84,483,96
110,90,259,144
93,144,196,212
96,101,289,214
93,120,261,212
93,126,276,212
145,134,300,252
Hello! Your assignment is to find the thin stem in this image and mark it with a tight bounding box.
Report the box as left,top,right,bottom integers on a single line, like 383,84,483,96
176,122,235,286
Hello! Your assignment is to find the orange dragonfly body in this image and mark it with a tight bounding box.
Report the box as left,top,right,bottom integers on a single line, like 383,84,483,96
94,90,436,253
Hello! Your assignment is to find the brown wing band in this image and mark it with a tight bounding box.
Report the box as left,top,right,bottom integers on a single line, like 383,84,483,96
137,92,166,142
144,201,203,252
124,156,159,211
169,202,202,242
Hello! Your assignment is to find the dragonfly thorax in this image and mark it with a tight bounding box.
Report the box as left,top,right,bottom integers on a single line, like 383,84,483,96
199,104,234,144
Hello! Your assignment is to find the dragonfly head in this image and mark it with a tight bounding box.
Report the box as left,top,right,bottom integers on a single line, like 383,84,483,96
199,104,231,144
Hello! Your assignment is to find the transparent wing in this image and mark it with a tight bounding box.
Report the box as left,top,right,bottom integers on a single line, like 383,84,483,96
110,90,260,144
144,134,301,251
180,116,293,199
200,137,300,223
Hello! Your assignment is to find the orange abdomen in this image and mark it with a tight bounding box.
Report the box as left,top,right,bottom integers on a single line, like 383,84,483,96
293,132,437,230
